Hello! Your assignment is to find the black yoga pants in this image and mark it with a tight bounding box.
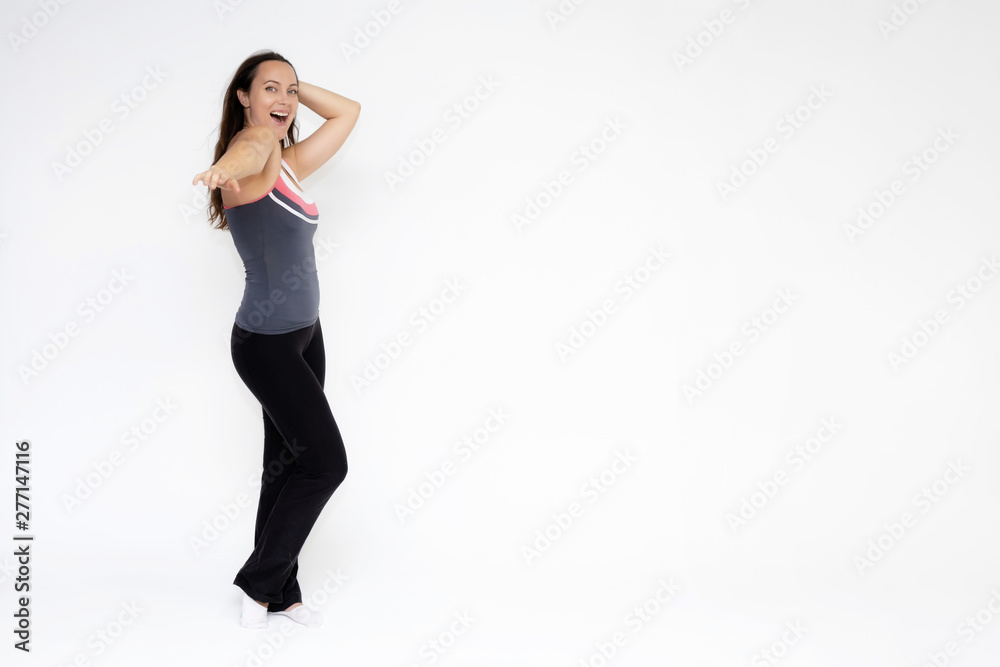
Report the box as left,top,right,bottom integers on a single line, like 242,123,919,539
229,317,348,612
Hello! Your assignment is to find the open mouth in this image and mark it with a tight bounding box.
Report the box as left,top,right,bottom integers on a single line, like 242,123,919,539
270,111,289,125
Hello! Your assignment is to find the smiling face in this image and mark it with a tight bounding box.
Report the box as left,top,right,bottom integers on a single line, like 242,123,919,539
236,59,298,139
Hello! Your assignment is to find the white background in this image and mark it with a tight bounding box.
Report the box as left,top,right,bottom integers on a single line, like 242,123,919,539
2,0,999,665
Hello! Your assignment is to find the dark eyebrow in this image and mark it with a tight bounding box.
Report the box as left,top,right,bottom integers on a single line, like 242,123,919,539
263,80,298,87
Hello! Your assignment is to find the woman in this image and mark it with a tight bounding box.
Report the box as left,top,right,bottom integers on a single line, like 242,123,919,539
192,50,360,629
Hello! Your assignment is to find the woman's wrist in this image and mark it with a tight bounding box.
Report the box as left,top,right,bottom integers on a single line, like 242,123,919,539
295,80,360,120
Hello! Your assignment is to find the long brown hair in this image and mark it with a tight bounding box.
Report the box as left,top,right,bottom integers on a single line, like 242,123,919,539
207,50,299,230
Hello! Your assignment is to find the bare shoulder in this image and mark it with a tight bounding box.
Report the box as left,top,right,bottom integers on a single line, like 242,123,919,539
221,131,282,208
228,126,265,151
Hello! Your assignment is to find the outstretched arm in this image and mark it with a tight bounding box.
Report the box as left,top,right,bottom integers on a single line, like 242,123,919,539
192,126,278,192
290,80,361,180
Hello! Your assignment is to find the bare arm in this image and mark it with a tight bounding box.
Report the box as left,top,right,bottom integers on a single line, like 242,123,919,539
289,80,361,181
192,126,278,192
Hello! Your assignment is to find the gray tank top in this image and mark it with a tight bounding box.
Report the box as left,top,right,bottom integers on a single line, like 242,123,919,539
224,158,320,334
